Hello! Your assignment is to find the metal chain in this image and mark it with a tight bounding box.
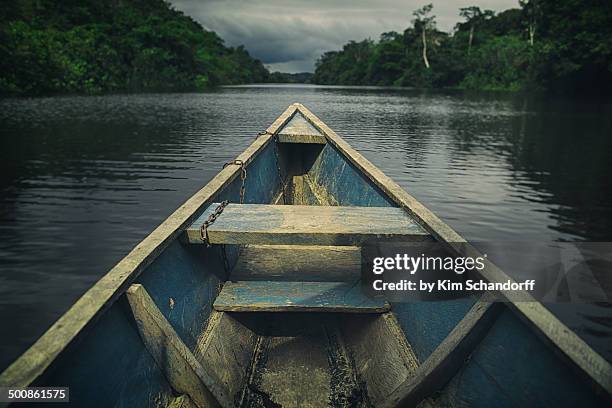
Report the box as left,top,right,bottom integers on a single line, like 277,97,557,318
199,200,229,246
200,159,248,270
223,159,247,204
257,129,272,138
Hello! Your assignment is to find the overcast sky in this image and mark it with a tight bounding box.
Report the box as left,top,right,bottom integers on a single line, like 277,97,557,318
171,0,519,73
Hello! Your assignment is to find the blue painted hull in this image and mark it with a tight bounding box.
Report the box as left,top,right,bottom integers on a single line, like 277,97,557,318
4,106,608,407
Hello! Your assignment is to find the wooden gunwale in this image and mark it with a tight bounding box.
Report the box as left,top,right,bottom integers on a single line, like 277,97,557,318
0,105,298,388
126,284,230,408
294,103,612,397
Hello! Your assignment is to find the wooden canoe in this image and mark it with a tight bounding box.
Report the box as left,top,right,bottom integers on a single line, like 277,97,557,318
1,104,610,407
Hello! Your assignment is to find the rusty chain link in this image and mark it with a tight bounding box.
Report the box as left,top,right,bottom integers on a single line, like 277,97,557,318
199,159,247,246
199,200,229,246
223,159,247,204
257,129,272,137
197,152,255,275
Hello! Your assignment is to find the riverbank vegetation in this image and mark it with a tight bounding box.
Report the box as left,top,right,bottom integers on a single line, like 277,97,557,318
268,72,313,84
312,0,612,94
0,0,270,95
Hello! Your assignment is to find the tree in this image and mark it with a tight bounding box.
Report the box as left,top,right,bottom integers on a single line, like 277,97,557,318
367,33,404,84
309,0,612,95
312,40,375,85
519,0,542,46
412,4,436,69
0,0,271,95
530,0,612,94
458,6,494,54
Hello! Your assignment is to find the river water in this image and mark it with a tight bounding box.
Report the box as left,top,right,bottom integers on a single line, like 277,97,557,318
1,85,611,370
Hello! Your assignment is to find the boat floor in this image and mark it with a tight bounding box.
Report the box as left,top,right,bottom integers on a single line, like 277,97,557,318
236,314,371,408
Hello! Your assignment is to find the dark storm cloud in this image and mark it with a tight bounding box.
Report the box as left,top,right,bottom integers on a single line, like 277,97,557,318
171,0,518,72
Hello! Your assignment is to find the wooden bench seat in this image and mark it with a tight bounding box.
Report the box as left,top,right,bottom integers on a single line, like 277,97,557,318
185,203,430,245
213,281,389,313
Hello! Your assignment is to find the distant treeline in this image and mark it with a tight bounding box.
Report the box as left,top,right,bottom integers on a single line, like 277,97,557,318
268,72,313,84
312,0,612,94
0,0,271,95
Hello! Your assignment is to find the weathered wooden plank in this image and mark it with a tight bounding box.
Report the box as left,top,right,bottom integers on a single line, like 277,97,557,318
237,315,367,407
0,105,298,389
286,173,337,206
278,112,323,137
277,134,327,144
291,175,307,205
286,174,336,205
294,103,612,396
271,188,285,205
343,313,420,406
186,203,430,245
213,281,390,313
126,284,232,408
325,323,372,406
248,324,332,406
231,245,360,282
167,395,198,408
194,311,257,401
381,292,502,408
303,174,338,205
